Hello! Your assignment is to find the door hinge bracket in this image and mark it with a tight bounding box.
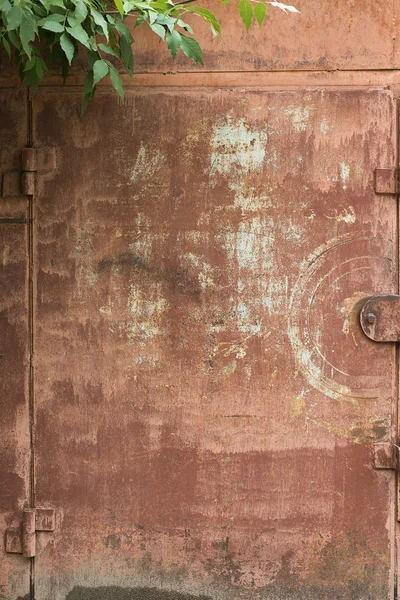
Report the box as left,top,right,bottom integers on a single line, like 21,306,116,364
373,443,399,470
360,295,400,342
5,508,56,557
2,146,56,197
375,168,400,195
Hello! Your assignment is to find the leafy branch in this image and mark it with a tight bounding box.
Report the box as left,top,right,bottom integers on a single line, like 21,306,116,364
0,0,299,113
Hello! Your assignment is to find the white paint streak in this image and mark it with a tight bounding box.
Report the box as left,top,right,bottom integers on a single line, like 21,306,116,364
131,143,166,182
284,106,312,132
339,162,351,189
209,117,267,176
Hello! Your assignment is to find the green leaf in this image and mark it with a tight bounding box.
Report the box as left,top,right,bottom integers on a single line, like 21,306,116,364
149,0,169,9
19,16,36,58
98,42,118,57
114,20,133,43
184,7,221,34
150,22,165,40
84,70,93,95
32,3,47,17
48,0,66,8
254,2,267,26
41,19,64,32
119,35,133,76
87,49,99,70
92,58,108,85
6,6,22,30
81,93,91,115
155,14,176,33
239,0,253,31
23,57,35,71
60,31,75,63
35,59,45,77
2,36,11,58
24,65,40,87
8,29,20,49
109,65,124,101
177,19,193,34
166,29,181,59
73,0,88,25
180,34,203,65
68,0,88,27
38,13,64,24
90,7,109,40
114,0,123,16
66,24,90,48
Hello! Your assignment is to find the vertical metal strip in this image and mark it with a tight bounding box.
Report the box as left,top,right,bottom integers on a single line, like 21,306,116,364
27,89,35,600
395,94,400,600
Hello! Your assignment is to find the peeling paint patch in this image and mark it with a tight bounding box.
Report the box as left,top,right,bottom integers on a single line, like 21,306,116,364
127,283,169,342
209,116,267,176
319,116,332,135
339,162,351,189
291,392,306,421
131,143,166,182
326,206,356,224
284,106,312,132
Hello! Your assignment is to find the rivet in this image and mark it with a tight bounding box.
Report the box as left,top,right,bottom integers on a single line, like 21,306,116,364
367,313,376,324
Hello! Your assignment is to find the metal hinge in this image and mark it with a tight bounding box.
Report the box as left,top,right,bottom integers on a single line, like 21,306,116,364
375,168,400,195
2,147,56,197
5,508,56,558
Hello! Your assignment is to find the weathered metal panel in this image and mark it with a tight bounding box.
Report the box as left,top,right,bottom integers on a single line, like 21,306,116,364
0,89,31,600
31,88,397,599
125,0,399,73
0,0,394,84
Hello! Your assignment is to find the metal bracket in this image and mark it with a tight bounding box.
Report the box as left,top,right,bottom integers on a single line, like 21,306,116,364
373,443,398,470
5,508,56,557
2,147,56,197
375,168,400,195
360,295,400,342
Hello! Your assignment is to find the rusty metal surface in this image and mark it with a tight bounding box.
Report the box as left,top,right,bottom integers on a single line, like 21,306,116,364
35,508,56,532
5,529,23,555
0,0,396,82
375,168,400,195
0,89,31,599
360,295,400,342
131,0,400,73
53,0,400,76
5,508,56,559
22,509,36,558
373,443,398,470
30,88,397,600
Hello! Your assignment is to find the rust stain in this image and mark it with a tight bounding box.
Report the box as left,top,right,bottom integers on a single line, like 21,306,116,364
1,7,399,596
26,87,397,600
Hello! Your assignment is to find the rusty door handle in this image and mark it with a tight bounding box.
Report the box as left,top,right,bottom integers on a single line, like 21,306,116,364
360,295,400,342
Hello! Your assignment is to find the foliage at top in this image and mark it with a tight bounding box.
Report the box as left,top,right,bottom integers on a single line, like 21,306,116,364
0,0,299,112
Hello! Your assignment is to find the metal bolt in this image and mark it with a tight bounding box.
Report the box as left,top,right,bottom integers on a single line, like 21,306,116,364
366,313,376,324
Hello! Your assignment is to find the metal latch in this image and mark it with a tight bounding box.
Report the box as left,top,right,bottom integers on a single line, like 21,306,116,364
375,168,400,194
5,508,56,558
360,295,400,342
2,147,56,197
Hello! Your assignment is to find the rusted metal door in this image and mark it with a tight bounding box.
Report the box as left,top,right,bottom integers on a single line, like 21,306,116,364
0,89,31,600
2,85,397,599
